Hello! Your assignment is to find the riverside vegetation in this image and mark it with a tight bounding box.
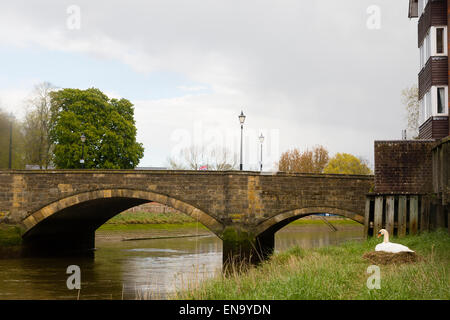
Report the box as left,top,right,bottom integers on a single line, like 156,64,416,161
174,229,450,300
97,211,205,232
98,211,359,230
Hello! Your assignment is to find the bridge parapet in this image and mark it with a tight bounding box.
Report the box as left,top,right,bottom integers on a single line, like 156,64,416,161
0,170,373,227
0,170,373,264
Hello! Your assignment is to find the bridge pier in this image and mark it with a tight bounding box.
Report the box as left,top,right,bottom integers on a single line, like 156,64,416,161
221,226,275,272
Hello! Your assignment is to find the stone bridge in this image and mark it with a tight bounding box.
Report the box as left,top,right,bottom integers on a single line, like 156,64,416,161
0,170,373,264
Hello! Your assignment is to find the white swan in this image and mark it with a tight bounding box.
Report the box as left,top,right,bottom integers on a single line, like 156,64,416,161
375,229,414,253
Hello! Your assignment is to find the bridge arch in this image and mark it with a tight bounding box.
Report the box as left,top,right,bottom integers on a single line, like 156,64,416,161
22,188,224,240
254,206,364,237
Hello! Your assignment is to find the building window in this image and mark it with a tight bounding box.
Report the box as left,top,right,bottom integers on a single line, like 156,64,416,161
419,98,425,124
436,28,444,54
426,31,431,59
421,87,448,124
437,87,446,114
420,90,432,125
420,42,425,69
419,32,431,69
426,90,432,119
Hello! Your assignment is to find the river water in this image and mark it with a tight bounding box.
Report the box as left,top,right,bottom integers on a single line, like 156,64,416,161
0,224,363,300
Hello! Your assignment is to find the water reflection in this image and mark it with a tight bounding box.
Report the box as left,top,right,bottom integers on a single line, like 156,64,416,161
275,225,364,251
0,224,363,300
114,236,222,299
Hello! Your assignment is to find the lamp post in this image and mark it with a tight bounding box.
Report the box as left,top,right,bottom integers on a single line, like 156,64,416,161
8,113,13,170
238,111,246,171
259,133,264,172
80,133,86,169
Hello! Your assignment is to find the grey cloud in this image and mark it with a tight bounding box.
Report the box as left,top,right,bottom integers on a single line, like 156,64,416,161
0,0,418,167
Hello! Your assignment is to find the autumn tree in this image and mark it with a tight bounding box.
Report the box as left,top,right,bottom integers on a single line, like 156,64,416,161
49,88,144,169
278,145,329,173
323,153,372,175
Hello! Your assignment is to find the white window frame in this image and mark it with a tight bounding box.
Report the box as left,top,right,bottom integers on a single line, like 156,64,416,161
419,89,432,126
426,31,431,59
419,97,425,125
426,90,432,120
419,31,432,70
431,26,448,56
419,27,448,71
420,44,425,69
421,86,449,125
432,86,448,115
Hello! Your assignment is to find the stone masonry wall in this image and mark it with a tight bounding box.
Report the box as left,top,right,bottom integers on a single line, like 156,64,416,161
0,171,373,231
124,202,181,214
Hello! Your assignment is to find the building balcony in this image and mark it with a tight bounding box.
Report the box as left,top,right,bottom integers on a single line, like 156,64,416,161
418,116,449,140
418,0,447,47
418,56,448,99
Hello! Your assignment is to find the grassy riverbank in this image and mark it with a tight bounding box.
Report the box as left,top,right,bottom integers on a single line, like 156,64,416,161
98,222,208,232
98,211,207,232
103,211,196,225
100,211,358,230
175,229,450,300
290,218,359,226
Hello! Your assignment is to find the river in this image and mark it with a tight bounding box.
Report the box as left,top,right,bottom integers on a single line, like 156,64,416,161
0,223,363,300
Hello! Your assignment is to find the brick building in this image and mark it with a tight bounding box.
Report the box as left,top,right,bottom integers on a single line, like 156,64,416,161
409,0,449,139
365,1,449,236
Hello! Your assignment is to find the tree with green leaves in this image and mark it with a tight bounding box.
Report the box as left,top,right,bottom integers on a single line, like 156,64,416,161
49,88,144,169
323,153,372,175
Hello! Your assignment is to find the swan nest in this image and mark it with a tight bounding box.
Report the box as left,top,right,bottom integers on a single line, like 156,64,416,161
362,251,421,265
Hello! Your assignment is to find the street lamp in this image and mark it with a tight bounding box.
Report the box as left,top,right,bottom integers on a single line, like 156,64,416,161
238,111,246,171
259,133,264,172
8,113,13,170
80,133,86,168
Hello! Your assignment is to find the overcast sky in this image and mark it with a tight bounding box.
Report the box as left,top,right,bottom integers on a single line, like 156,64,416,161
0,0,418,170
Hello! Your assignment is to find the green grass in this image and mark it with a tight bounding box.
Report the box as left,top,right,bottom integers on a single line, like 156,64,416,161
102,211,196,225
98,222,207,231
175,229,450,300
289,218,359,226
97,211,208,232
99,212,358,231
